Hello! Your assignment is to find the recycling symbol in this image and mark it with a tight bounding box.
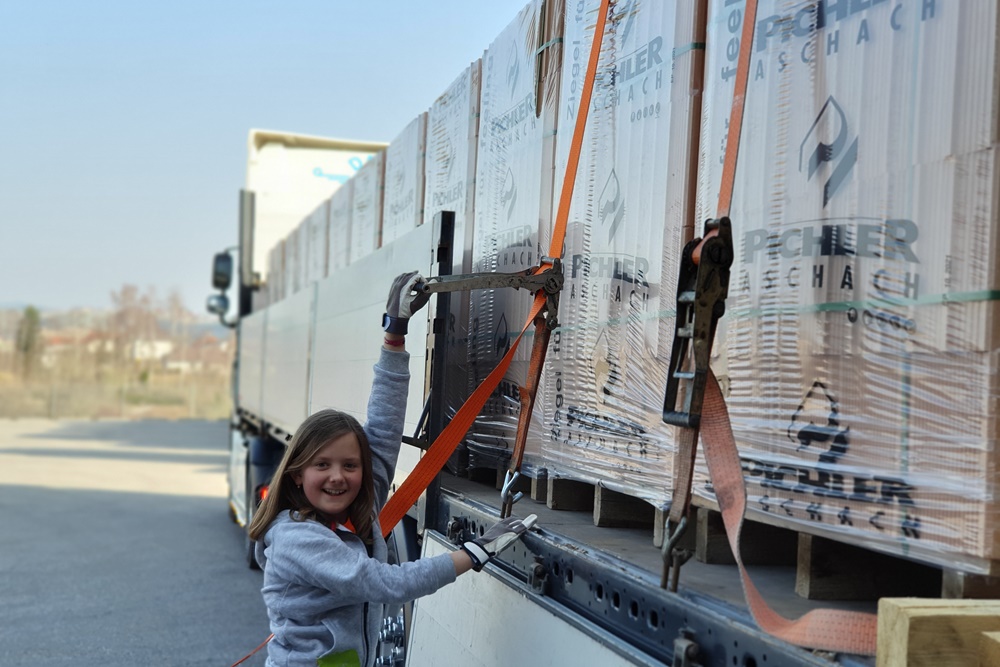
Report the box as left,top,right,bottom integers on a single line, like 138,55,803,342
788,381,850,465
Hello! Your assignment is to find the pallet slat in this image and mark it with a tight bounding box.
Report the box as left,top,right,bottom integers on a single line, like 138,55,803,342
877,599,1000,667
980,631,1000,667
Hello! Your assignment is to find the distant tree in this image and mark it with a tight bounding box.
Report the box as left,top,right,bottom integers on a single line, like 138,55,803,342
15,306,42,380
109,284,161,373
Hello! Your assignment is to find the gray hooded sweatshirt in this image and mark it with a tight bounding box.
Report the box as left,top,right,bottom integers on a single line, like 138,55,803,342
255,349,457,667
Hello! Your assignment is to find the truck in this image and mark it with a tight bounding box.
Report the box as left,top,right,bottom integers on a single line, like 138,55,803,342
210,1,1000,665
209,128,387,568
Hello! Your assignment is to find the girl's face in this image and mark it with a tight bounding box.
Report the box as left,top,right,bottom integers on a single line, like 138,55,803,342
292,432,363,525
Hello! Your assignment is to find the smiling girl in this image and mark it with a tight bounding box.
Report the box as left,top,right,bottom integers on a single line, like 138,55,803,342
247,272,534,667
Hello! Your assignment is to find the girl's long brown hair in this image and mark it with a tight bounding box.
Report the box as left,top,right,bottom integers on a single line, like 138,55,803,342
248,409,376,545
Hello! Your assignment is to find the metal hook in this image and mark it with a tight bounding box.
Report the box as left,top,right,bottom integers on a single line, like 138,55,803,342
501,470,524,507
660,515,692,592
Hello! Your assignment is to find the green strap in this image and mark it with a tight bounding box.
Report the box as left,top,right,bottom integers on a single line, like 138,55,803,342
535,37,564,55
547,290,1000,330
673,42,706,58
730,289,1000,318
317,649,361,667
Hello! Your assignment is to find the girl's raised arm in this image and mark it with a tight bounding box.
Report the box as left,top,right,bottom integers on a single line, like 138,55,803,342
365,272,430,506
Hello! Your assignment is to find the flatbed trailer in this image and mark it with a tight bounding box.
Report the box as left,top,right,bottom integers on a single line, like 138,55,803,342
210,1,1000,664
217,217,877,666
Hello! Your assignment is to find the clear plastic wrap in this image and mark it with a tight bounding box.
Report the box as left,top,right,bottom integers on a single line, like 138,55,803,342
467,0,564,473
266,239,286,305
284,224,303,296
694,0,1000,570
382,113,428,245
537,0,702,507
349,151,385,264
304,200,329,284
424,62,482,475
328,180,353,273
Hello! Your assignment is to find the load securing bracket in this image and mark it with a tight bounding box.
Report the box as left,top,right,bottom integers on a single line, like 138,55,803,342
413,258,564,517
662,217,734,430
661,217,733,592
414,258,564,331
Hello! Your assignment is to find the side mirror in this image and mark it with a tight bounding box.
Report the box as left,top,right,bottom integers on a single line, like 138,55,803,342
206,293,230,316
213,252,233,290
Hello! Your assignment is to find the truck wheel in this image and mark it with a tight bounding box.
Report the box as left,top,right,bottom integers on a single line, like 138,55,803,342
246,528,258,570
377,517,418,664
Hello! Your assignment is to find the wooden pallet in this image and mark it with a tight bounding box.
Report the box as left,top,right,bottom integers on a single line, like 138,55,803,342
687,503,1000,602
463,465,1000,605
689,493,1000,601
545,473,657,528
469,465,661,529
878,599,1000,666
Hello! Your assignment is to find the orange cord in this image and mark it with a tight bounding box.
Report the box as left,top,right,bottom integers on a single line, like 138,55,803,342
230,632,273,666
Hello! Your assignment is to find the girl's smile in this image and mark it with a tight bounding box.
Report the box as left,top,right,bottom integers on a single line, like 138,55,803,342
292,432,364,525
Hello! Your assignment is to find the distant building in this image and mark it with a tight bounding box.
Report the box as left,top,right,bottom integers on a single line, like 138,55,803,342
81,331,115,355
132,340,175,362
162,332,233,373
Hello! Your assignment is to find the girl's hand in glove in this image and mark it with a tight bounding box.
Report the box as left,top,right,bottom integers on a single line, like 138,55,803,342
461,515,538,572
383,271,431,335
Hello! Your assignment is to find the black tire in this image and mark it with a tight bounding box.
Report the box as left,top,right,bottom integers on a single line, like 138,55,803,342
246,528,259,570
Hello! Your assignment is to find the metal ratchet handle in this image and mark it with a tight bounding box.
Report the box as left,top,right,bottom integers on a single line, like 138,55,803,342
413,263,563,295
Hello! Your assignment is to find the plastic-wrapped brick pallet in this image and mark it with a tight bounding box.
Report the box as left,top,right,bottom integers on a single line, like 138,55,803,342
284,224,303,297
424,61,483,475
350,151,385,264
468,0,564,475
305,200,330,284
298,218,311,292
539,0,704,509
329,180,353,273
383,114,428,246
695,0,1000,573
267,240,285,305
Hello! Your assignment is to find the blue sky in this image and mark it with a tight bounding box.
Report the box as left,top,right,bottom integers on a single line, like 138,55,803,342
0,1,528,313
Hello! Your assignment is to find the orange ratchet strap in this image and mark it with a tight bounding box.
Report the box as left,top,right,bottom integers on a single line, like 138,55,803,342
379,0,612,536
675,0,879,655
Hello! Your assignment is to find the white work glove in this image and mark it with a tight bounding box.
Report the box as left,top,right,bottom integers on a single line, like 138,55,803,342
461,514,538,572
382,271,431,335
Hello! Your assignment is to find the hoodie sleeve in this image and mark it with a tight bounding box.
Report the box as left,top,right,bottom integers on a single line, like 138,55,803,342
364,348,410,507
264,518,456,609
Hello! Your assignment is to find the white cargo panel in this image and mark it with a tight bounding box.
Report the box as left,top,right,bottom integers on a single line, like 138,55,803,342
261,286,315,434
408,532,659,667
311,223,435,486
237,309,267,418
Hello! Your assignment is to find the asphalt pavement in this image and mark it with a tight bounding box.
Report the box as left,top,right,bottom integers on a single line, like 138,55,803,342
0,418,270,666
